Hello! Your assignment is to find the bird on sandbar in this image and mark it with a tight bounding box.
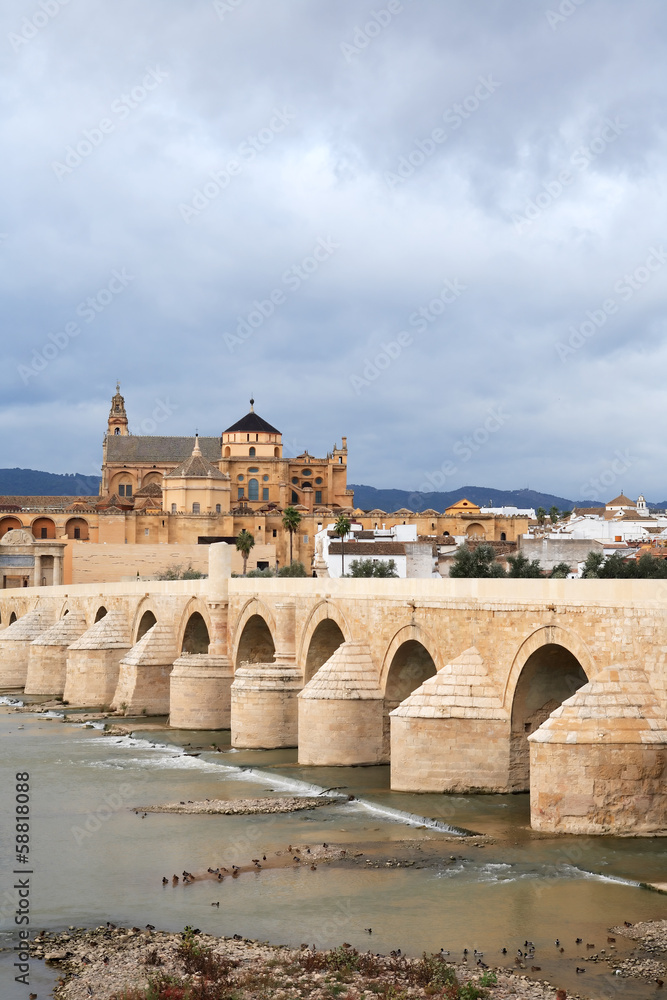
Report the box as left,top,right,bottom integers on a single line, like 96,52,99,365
146,924,155,931
576,937,582,944
576,966,586,973
310,864,317,871
217,873,224,881
211,901,220,907
172,875,179,884
162,877,168,885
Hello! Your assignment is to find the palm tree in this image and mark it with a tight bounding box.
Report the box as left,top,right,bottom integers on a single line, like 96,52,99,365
536,506,547,526
281,506,302,565
333,513,352,576
549,505,560,524
235,529,254,576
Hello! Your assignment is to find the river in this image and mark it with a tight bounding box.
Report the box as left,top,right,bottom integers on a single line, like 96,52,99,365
0,703,665,1000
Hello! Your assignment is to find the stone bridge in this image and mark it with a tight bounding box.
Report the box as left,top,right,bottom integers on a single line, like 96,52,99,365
1,544,666,836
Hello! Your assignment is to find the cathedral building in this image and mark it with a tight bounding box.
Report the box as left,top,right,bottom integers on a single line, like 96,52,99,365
101,385,351,513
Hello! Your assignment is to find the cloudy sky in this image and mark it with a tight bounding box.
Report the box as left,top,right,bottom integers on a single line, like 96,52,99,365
2,0,666,501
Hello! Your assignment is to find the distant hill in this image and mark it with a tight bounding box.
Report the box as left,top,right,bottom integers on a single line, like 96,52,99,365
0,468,100,497
350,484,600,513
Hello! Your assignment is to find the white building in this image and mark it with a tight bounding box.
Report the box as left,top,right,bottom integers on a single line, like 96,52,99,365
314,524,436,578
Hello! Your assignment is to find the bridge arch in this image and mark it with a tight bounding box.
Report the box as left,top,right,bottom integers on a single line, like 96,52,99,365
380,622,442,695
177,599,212,654
232,599,277,669
298,601,351,682
130,597,162,644
506,625,593,791
136,609,157,643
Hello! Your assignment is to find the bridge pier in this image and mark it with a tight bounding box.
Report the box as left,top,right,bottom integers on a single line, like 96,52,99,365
112,622,178,716
25,611,87,696
63,611,131,707
390,647,511,792
169,654,233,729
298,642,384,765
530,665,667,835
169,542,233,729
231,600,302,748
0,609,53,689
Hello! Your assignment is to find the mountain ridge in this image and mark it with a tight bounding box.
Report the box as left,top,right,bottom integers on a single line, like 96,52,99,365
0,469,661,512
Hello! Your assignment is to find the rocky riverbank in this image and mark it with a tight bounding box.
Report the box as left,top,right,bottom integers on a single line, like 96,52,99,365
138,795,339,815
33,925,573,1000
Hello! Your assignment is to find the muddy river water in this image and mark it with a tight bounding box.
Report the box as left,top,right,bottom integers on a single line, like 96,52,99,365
0,705,665,1000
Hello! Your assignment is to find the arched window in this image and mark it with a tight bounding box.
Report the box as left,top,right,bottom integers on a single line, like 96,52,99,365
114,427,120,435
249,447,256,457
248,478,259,501
500,532,507,541
291,491,298,503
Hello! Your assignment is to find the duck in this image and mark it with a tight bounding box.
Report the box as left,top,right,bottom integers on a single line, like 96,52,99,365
162,877,168,885
172,875,179,884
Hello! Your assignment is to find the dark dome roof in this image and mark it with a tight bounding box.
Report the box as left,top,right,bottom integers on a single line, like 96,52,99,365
224,410,280,435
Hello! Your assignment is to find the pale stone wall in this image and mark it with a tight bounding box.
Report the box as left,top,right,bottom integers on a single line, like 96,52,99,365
530,743,667,835
169,654,233,730
64,648,128,707
231,664,302,748
299,699,384,765
391,717,510,792
70,544,210,584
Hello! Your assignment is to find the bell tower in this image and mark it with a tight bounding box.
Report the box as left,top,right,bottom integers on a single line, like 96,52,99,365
107,382,129,436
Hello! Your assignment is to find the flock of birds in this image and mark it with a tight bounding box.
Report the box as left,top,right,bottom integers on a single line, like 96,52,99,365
161,844,325,892
156,847,664,989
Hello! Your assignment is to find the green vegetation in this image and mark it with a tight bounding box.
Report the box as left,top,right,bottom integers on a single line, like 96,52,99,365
450,543,506,578
346,558,399,577
582,550,667,578
333,513,352,576
506,552,543,578
281,505,302,564
156,564,206,580
549,561,572,578
277,560,308,577
235,529,255,576
111,934,492,1000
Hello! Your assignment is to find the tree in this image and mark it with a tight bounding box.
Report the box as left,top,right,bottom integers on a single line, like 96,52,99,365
157,563,206,580
235,529,254,576
281,506,302,565
333,514,352,576
549,506,560,524
549,562,571,579
536,507,547,526
581,551,604,578
506,552,543,578
277,561,307,577
347,558,398,578
450,543,505,578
